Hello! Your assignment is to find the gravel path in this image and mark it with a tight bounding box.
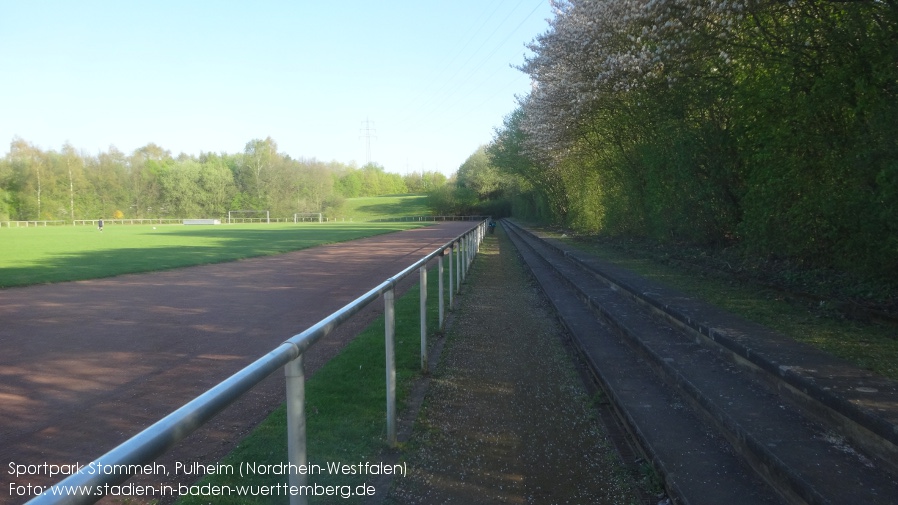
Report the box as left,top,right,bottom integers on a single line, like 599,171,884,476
384,226,643,504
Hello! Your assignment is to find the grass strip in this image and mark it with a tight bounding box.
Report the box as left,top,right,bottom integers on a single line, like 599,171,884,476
176,262,448,505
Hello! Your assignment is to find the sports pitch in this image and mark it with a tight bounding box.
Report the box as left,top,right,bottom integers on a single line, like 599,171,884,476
0,222,423,288
0,221,477,501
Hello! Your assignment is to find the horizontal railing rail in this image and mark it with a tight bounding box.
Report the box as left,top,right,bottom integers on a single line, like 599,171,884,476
27,220,487,505
368,215,490,222
72,218,190,226
33,216,489,226
1,220,66,227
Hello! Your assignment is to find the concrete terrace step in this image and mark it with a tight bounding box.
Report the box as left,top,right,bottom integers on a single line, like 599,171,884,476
505,225,783,505
509,221,898,469
502,220,898,505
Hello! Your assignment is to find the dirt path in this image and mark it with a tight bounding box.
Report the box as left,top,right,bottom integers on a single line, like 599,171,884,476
384,226,643,504
0,222,474,504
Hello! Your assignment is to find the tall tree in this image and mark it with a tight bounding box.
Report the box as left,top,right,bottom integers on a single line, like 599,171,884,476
505,0,898,274
457,146,502,200
60,144,86,220
299,161,335,212
197,153,237,216
129,144,170,217
240,137,278,206
8,138,47,220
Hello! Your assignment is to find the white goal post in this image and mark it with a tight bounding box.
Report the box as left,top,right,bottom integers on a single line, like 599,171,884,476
227,210,270,224
293,212,323,223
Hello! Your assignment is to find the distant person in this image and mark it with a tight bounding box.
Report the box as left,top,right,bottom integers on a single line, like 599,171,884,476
98,218,104,232
488,219,496,234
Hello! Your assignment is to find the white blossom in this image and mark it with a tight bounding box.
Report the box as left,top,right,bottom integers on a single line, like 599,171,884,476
515,0,751,158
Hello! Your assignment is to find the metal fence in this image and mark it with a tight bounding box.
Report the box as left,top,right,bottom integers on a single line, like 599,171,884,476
11,216,488,226
72,219,184,226
369,215,490,222
27,220,487,505
1,220,66,227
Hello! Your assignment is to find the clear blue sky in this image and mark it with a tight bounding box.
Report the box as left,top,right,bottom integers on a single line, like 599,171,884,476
0,0,552,176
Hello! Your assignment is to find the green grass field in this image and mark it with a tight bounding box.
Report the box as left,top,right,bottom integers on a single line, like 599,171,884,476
0,194,437,288
0,222,423,288
341,194,432,221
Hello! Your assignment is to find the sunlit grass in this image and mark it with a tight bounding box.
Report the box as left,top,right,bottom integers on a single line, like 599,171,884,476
341,195,432,221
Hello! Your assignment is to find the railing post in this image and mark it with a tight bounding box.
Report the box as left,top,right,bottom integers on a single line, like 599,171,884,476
469,230,475,267
467,233,472,275
285,355,308,505
455,239,461,292
471,230,475,262
464,234,469,276
448,244,455,308
384,287,397,446
476,225,480,253
461,236,467,282
419,265,428,373
438,251,445,328
467,232,472,271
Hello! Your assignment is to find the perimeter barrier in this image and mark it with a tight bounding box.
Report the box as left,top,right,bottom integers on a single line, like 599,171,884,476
49,216,486,226
27,219,488,505
1,220,66,227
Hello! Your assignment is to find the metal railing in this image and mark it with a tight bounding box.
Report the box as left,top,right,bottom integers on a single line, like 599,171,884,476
27,220,487,505
57,216,486,226
368,215,490,222
1,220,66,227
72,219,185,226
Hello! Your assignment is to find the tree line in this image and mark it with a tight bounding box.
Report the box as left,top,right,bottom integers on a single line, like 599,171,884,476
0,137,447,221
482,0,897,278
